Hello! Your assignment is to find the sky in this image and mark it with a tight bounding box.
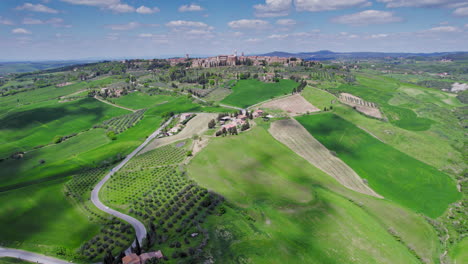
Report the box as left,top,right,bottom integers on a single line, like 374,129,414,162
0,0,467,61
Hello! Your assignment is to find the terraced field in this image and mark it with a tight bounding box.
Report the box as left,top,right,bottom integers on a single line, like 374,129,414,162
269,118,381,197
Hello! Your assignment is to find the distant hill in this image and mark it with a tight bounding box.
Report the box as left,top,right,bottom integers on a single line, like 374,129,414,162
0,60,97,76
258,50,468,61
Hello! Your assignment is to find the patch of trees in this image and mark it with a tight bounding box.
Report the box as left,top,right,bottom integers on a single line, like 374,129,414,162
292,81,307,94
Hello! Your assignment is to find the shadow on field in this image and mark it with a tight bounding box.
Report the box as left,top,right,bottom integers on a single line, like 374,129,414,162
0,98,107,130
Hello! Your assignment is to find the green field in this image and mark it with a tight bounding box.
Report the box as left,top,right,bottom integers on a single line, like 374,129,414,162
221,79,297,108
0,97,129,157
0,177,99,261
188,125,439,263
112,92,174,109
296,113,460,218
450,237,468,264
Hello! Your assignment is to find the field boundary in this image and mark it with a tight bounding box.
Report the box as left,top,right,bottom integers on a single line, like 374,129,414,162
94,95,136,112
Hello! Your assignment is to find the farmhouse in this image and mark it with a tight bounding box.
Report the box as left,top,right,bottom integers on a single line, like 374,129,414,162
253,109,264,118
123,251,164,264
180,113,193,122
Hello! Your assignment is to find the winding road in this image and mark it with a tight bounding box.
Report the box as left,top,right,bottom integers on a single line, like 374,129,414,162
0,247,70,264
91,116,174,254
0,117,174,262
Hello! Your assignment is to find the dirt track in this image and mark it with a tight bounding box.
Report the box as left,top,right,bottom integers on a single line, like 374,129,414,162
269,118,382,198
139,113,217,155
259,94,320,116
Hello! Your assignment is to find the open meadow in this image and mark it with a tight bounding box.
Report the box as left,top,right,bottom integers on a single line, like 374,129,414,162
221,79,297,108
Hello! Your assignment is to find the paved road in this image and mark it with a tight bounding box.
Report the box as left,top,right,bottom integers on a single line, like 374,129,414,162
0,247,70,264
90,117,174,254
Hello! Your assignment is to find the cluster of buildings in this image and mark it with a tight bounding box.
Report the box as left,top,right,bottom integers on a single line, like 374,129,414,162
123,251,163,264
167,52,302,68
160,113,194,137
218,109,265,132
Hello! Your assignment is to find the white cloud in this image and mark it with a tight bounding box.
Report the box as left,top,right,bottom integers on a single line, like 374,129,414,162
425,26,460,32
370,33,389,38
377,0,466,8
166,20,211,29
12,28,32,34
178,4,204,12
22,17,67,27
254,0,291,17
107,21,141,30
136,6,160,14
16,3,59,13
268,34,288,39
228,19,269,29
294,0,371,12
465,23,468,28
332,10,403,25
246,38,262,43
107,3,134,13
276,19,296,26
453,7,468,16
0,17,14,25
61,0,136,13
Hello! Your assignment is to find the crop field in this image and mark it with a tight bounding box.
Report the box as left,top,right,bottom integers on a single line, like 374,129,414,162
269,118,380,197
221,79,298,108
0,97,129,157
296,113,460,218
65,167,134,261
100,141,225,262
339,92,383,119
188,125,434,264
100,109,146,134
140,113,217,154
301,86,337,110
258,94,320,116
331,75,435,131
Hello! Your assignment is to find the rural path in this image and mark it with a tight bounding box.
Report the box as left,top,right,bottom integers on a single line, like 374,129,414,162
0,247,70,264
94,95,137,112
91,116,174,254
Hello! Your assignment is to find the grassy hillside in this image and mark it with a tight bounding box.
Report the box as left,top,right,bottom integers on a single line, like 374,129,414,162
296,113,460,218
0,258,33,264
0,97,129,157
0,177,99,260
221,79,297,108
188,125,439,263
112,92,174,109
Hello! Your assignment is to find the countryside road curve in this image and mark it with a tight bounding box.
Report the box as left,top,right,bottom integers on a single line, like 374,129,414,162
0,247,70,264
91,117,174,254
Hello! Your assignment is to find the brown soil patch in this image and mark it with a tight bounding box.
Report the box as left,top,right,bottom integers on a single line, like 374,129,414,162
259,94,320,116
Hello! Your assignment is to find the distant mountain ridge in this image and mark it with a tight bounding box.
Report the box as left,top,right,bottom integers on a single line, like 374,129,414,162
257,50,468,60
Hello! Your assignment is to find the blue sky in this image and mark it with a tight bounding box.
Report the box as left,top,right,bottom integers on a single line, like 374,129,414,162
0,0,467,61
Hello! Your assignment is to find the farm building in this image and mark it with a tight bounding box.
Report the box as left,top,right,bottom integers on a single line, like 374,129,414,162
123,251,164,264
180,113,193,122
237,114,247,121
253,109,264,118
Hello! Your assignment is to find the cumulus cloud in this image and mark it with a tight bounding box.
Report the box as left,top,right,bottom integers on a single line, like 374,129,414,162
61,0,137,13
377,0,466,8
228,19,269,29
332,10,403,25
12,28,32,34
254,0,291,17
276,19,296,26
0,17,14,25
136,6,160,14
295,0,371,12
16,3,59,13
370,33,389,38
453,6,468,16
425,26,460,32
22,17,68,27
166,20,211,29
178,4,204,12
